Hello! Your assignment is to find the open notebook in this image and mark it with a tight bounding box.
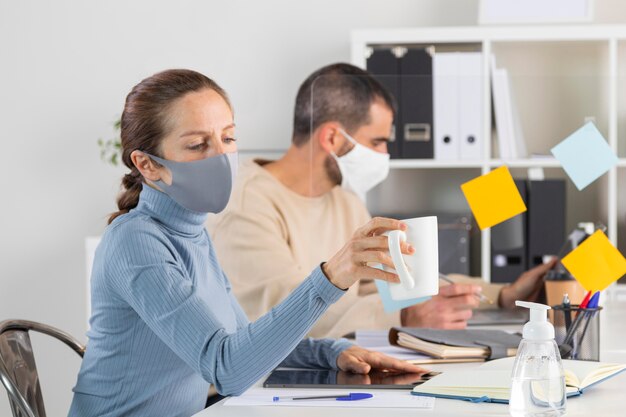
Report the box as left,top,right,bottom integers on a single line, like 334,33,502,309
412,357,626,404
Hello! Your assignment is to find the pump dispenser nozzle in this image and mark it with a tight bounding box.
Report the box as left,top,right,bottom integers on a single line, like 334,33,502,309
516,300,554,340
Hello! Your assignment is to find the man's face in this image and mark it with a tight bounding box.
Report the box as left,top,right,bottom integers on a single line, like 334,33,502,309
325,100,393,185
343,100,394,155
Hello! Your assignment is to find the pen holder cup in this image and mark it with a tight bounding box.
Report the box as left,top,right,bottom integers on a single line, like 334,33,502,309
552,305,602,362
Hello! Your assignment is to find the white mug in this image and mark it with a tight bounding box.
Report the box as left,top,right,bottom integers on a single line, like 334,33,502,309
385,216,439,300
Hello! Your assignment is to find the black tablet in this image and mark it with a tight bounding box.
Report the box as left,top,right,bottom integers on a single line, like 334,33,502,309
263,369,440,390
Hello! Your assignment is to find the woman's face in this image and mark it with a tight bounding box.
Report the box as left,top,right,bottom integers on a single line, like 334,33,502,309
134,87,237,185
160,88,237,162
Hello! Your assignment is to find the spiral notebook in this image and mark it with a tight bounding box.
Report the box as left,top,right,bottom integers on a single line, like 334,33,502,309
411,357,626,404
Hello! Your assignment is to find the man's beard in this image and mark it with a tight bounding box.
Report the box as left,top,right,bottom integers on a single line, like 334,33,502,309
324,155,342,186
323,140,352,186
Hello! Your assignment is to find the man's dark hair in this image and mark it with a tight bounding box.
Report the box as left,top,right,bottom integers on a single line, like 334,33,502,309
292,63,396,146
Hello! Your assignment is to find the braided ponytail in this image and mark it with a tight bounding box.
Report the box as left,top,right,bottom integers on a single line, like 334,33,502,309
107,69,231,224
109,170,143,223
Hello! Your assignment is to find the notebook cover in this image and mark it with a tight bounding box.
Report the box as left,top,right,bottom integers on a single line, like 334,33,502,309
389,327,522,359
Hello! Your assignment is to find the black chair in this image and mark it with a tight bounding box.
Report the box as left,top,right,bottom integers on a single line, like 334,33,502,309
0,320,85,417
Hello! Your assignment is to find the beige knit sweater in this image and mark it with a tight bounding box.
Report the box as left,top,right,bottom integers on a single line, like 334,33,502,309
207,160,501,338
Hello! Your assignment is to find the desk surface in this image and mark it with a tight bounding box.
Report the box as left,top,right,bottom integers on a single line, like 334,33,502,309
194,300,626,417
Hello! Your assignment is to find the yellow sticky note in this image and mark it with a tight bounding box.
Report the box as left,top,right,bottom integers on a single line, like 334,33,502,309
460,166,527,230
562,230,626,291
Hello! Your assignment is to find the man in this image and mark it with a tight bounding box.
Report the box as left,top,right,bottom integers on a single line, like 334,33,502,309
208,63,553,339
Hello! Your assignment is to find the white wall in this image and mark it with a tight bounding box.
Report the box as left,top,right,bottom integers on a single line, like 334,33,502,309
0,0,479,414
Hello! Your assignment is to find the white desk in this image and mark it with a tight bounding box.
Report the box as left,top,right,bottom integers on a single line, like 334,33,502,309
194,300,626,417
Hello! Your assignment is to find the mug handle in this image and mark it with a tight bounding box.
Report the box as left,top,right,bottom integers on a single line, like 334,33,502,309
387,230,415,290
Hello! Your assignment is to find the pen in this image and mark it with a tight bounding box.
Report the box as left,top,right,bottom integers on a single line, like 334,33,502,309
562,291,598,357
272,393,373,402
438,273,494,305
562,293,572,333
576,290,592,319
577,291,600,350
563,290,591,343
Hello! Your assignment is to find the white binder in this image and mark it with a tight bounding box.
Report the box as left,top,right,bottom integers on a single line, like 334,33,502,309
491,57,513,159
491,55,527,160
433,53,459,160
458,53,484,160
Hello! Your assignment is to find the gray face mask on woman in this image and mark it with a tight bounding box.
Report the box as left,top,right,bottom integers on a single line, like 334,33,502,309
145,152,238,213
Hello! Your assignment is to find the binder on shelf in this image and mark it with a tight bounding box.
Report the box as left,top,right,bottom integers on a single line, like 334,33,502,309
491,56,527,159
366,48,402,159
491,59,513,159
433,52,459,160
491,179,527,283
458,52,484,160
433,52,484,161
527,180,566,268
400,47,434,159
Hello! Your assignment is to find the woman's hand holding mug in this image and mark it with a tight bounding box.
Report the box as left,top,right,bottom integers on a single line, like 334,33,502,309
322,217,415,290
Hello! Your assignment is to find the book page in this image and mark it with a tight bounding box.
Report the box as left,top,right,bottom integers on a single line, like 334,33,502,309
479,357,626,390
481,357,581,387
562,360,626,389
414,369,578,401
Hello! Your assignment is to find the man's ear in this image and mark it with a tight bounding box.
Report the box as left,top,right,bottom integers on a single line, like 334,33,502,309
130,150,162,182
316,122,342,154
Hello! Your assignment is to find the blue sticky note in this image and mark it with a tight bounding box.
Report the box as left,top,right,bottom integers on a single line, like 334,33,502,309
374,279,430,313
551,122,618,190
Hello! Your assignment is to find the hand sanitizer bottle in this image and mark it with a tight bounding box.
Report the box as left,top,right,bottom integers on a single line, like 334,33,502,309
509,301,566,417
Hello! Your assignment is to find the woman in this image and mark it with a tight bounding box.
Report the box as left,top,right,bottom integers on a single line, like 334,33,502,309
68,69,424,417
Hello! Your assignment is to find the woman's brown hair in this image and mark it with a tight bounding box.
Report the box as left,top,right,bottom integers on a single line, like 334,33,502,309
108,69,231,224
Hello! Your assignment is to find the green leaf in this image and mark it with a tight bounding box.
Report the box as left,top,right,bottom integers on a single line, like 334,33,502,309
97,117,122,167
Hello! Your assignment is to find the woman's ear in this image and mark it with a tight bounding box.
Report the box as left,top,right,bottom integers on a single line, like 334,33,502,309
130,150,162,182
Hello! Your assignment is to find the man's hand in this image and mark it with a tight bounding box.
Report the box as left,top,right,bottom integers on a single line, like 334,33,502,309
400,283,482,329
498,258,558,309
336,346,429,375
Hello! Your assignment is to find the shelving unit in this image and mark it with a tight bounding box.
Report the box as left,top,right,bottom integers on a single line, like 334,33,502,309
351,24,626,287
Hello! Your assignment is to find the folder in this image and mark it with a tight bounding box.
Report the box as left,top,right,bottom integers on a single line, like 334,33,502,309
366,48,402,159
490,179,528,283
433,52,459,160
399,47,434,159
458,52,484,160
527,180,566,268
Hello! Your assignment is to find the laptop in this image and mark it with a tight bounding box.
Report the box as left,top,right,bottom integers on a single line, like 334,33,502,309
468,308,529,326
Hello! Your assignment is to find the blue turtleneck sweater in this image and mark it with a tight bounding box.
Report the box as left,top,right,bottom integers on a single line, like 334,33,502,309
68,185,351,417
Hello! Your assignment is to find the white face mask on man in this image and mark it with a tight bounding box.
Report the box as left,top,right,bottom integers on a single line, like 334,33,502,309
331,128,390,200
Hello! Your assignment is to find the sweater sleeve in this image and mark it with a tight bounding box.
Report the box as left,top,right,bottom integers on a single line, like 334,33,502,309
222,269,353,370
279,338,353,370
106,223,347,396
